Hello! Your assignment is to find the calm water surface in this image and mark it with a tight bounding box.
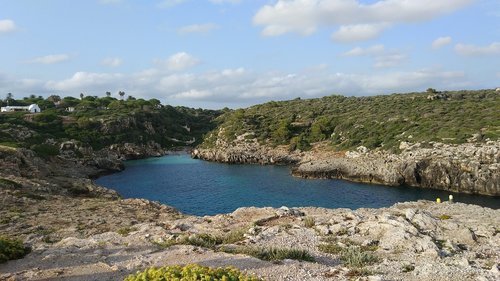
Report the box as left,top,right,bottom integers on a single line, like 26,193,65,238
96,154,499,216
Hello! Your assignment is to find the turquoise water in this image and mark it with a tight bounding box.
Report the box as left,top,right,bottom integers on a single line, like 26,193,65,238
96,154,499,215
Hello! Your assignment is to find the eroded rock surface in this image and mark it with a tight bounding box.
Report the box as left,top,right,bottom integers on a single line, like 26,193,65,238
194,140,500,196
1,198,498,281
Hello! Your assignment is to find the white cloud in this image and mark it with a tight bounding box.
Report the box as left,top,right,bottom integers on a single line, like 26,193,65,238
158,0,187,8
332,23,390,42
0,19,16,33
0,62,479,108
99,0,122,4
343,44,385,56
373,53,407,68
101,57,123,67
455,42,500,56
172,89,213,99
209,0,241,4
254,0,473,41
157,52,200,71
36,67,468,108
27,54,70,64
432,36,452,49
178,23,219,34
343,45,406,68
46,72,124,92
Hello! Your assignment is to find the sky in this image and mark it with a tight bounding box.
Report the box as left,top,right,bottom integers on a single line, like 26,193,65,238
0,0,499,109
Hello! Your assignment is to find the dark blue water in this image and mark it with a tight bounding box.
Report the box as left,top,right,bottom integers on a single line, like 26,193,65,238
96,154,499,216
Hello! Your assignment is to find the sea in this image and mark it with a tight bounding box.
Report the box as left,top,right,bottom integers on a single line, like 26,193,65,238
96,154,500,216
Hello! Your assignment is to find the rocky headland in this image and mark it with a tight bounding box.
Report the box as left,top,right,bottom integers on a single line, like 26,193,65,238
192,137,500,196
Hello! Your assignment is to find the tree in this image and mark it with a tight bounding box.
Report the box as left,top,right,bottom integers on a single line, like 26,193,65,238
80,93,84,100
105,91,111,97
47,95,61,104
5,93,13,106
426,88,438,94
118,91,125,100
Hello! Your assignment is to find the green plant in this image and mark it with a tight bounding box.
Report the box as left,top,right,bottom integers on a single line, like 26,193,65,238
318,243,344,255
303,217,315,228
402,264,415,272
0,236,31,263
180,233,223,249
222,228,247,244
223,246,314,262
439,214,451,220
117,226,138,237
124,264,263,281
31,144,59,159
340,246,378,268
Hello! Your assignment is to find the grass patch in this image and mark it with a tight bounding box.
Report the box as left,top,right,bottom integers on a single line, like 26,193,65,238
318,243,344,255
0,236,31,263
340,246,379,268
439,214,452,220
223,246,314,262
222,228,247,244
303,216,315,228
117,226,138,237
181,233,223,249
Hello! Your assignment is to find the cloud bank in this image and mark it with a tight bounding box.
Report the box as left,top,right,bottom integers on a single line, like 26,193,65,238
254,0,474,41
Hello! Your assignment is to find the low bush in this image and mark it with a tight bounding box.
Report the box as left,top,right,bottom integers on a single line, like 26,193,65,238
0,236,31,263
124,264,263,281
31,144,59,159
223,246,314,262
340,246,378,268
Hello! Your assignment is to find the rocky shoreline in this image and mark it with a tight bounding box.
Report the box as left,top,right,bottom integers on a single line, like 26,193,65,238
1,141,499,280
193,139,500,196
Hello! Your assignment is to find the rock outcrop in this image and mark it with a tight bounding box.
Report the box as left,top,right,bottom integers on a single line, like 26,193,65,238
293,141,500,196
192,136,300,165
1,198,498,281
193,140,500,196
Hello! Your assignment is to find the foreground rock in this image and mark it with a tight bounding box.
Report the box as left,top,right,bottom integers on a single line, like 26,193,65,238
1,197,498,281
194,140,500,196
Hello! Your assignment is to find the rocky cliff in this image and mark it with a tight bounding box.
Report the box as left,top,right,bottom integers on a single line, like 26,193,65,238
1,196,499,281
193,138,500,196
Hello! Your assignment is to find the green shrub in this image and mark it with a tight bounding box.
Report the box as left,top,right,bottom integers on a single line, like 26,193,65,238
117,226,138,237
31,144,59,159
223,246,314,262
180,233,222,249
340,246,378,268
0,236,31,263
318,243,343,255
124,264,263,281
303,217,315,228
222,228,247,244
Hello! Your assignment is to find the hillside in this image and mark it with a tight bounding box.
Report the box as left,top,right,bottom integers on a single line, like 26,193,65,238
199,89,499,152
0,95,221,158
193,89,500,195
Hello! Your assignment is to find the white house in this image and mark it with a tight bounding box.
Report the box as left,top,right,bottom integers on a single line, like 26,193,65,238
0,104,41,113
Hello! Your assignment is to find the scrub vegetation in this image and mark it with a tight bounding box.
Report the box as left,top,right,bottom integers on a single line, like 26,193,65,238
199,89,499,152
0,94,221,152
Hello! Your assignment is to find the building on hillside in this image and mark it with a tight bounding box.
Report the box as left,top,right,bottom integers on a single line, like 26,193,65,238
0,104,41,113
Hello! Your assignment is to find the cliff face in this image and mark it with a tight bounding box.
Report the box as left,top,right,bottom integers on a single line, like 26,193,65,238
193,139,500,196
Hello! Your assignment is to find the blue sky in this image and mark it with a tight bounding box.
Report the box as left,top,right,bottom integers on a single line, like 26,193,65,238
0,0,499,108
